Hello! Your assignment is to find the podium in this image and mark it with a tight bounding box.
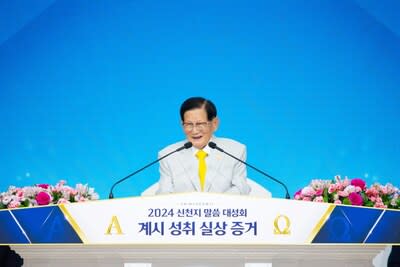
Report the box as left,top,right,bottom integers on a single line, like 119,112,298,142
1,193,399,267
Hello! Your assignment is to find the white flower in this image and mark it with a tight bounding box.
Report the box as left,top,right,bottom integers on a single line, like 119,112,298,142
76,184,88,195
301,186,316,197
88,187,95,195
344,185,356,195
310,179,329,190
90,192,99,200
2,196,11,205
22,186,42,198
62,191,71,200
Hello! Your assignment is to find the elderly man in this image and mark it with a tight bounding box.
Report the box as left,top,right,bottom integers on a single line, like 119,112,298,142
156,96,251,195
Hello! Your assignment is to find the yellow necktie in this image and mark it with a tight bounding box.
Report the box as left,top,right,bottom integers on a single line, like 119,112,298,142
196,150,208,191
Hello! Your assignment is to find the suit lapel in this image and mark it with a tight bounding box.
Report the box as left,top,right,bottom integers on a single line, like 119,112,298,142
204,148,224,192
178,148,202,191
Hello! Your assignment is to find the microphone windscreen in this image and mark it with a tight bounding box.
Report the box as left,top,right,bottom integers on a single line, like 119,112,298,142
184,142,193,149
208,142,217,149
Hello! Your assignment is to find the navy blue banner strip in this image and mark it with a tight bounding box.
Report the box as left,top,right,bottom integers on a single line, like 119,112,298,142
11,206,83,243
365,209,400,243
312,205,383,243
0,210,30,244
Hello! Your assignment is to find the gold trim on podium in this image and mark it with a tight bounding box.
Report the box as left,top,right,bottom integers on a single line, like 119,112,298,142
306,204,335,243
59,204,88,244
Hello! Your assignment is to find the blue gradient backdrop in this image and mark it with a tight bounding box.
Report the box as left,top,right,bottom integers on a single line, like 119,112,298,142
1,0,399,199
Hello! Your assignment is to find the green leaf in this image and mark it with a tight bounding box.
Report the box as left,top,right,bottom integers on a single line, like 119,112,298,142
361,192,368,201
364,201,374,207
52,193,60,203
323,188,329,202
21,199,30,207
381,194,389,203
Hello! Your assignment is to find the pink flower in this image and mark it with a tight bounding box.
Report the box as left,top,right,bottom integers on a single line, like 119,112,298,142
367,186,379,195
380,186,388,195
328,184,337,194
16,189,24,198
301,186,316,197
366,187,379,200
8,200,21,209
37,184,49,189
342,178,351,187
351,178,366,190
374,202,387,209
386,184,398,194
348,192,363,206
294,189,302,200
336,178,350,190
334,199,342,204
57,198,70,204
315,189,323,196
35,191,52,205
314,196,324,202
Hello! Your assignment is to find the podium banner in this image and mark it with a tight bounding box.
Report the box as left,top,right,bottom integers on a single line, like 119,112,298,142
1,193,399,244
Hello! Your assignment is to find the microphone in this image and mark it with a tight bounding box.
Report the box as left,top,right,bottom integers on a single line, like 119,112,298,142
108,141,193,199
208,141,291,199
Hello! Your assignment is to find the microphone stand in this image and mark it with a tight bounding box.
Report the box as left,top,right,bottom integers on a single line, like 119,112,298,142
209,142,291,199
108,142,192,199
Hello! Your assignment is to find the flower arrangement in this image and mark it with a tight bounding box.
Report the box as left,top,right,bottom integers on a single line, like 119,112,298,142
294,175,400,209
0,180,99,209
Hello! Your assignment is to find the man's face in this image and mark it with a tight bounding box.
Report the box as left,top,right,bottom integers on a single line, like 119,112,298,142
182,108,219,149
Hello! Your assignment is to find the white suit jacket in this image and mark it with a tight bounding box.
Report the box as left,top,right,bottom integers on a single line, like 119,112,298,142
156,137,251,195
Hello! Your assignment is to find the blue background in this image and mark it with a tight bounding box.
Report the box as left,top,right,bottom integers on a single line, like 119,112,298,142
1,0,399,199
